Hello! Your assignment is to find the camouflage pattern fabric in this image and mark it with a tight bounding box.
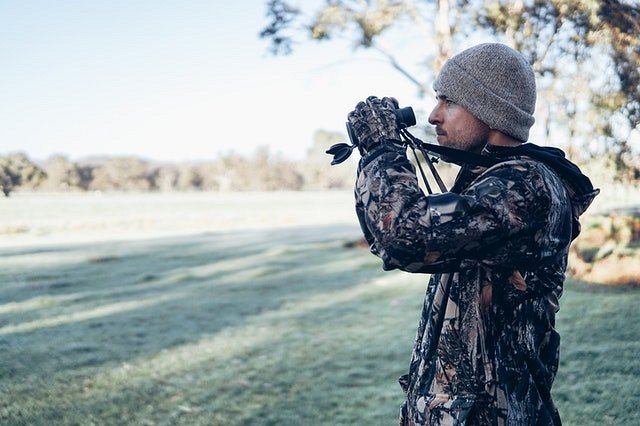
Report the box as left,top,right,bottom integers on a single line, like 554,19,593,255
354,143,598,425
347,96,402,155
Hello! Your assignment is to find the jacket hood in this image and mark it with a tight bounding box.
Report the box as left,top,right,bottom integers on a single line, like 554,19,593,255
418,140,599,239
486,143,600,239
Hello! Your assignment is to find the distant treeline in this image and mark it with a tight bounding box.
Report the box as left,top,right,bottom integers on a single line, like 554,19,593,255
0,131,357,196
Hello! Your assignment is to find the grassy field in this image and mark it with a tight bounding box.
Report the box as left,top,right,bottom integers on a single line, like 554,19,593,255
1,192,639,425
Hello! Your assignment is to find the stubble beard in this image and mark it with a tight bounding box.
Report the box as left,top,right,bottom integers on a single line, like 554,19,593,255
442,126,489,153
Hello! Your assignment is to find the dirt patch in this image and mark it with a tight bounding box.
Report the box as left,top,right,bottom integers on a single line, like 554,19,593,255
570,207,640,287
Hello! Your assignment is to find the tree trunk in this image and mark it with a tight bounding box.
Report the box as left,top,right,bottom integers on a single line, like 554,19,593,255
435,0,452,72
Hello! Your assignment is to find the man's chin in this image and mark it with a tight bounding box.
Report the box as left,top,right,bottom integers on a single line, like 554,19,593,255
434,139,464,163
437,136,461,149
436,137,456,151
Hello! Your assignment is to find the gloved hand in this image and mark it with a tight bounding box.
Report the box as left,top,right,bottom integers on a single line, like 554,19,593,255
347,96,402,155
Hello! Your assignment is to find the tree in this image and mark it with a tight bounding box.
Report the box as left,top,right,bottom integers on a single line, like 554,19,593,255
0,153,46,196
250,146,304,191
475,0,640,179
175,164,204,191
41,155,85,191
153,164,180,192
298,130,356,190
261,0,640,180
0,163,18,197
89,157,154,191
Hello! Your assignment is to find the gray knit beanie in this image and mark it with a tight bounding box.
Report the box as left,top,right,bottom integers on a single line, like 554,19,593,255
433,43,536,142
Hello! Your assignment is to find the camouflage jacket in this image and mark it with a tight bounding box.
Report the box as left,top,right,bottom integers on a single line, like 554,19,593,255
354,142,598,425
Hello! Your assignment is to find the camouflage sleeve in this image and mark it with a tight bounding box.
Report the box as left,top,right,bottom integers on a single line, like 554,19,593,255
354,147,546,273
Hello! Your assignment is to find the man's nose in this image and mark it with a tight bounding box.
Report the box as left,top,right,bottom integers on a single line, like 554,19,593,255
428,103,442,125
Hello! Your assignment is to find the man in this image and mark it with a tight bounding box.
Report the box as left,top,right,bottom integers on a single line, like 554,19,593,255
347,43,599,425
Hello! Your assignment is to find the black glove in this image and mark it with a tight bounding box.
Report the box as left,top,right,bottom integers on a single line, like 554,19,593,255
347,96,402,155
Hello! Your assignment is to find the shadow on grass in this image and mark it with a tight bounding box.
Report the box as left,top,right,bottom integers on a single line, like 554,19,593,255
0,223,426,425
4,260,420,425
0,224,380,380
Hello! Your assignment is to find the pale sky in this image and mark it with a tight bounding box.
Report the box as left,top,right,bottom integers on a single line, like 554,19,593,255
1,0,431,162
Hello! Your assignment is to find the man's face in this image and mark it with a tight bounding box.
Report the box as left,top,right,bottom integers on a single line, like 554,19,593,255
428,96,489,153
